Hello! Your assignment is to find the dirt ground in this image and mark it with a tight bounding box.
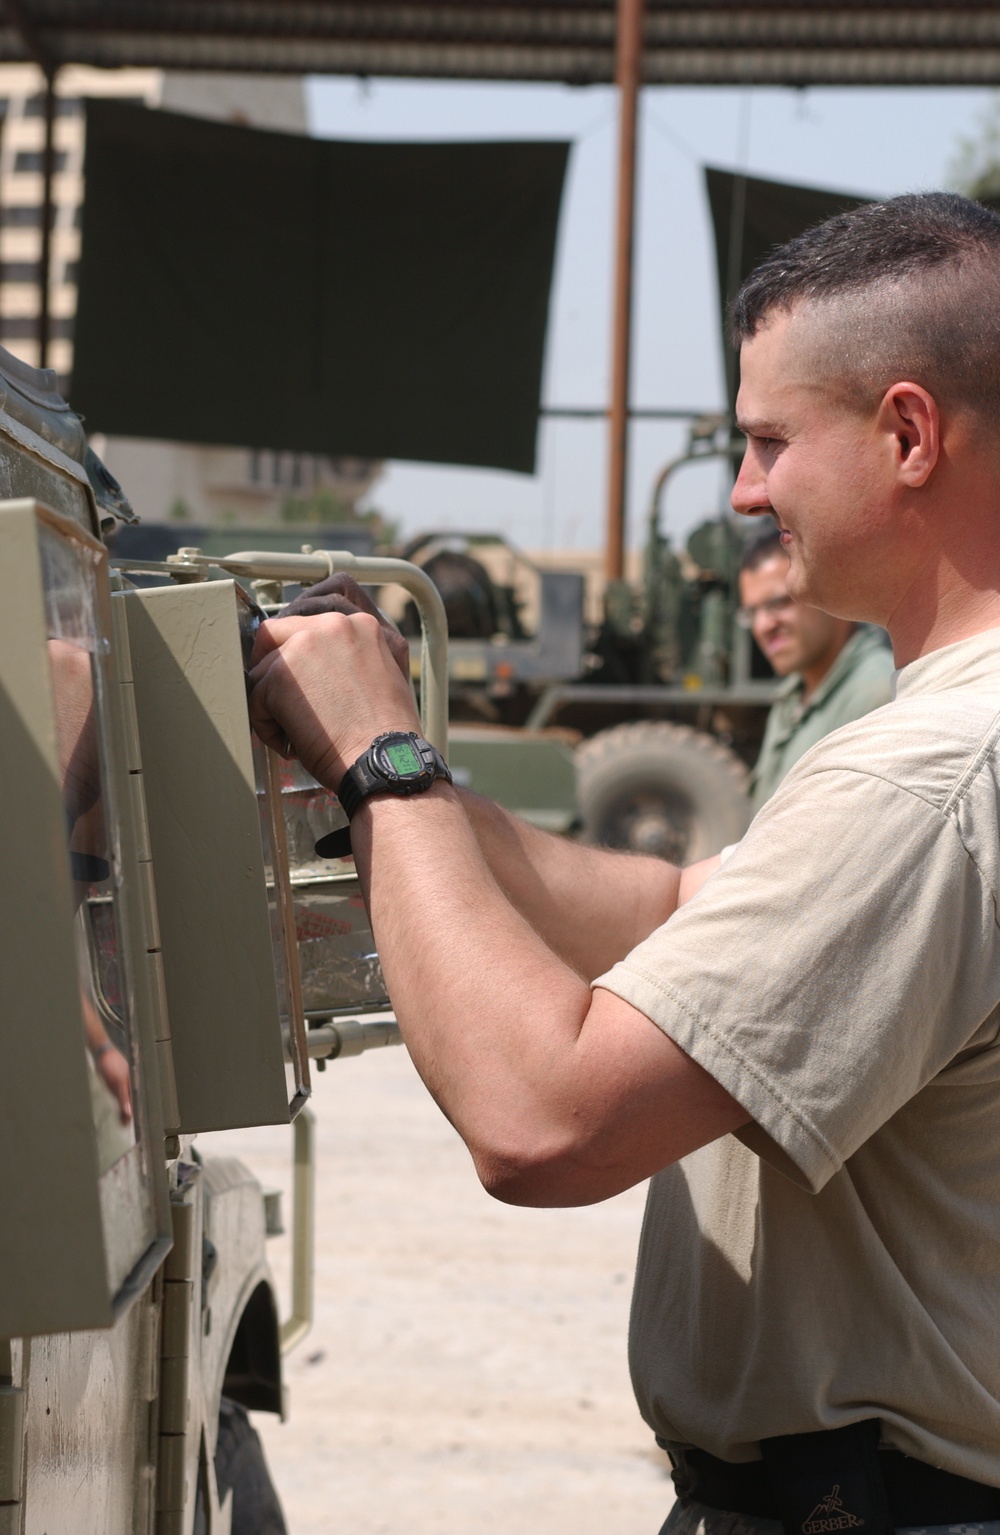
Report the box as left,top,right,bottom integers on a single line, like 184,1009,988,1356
200,1039,675,1534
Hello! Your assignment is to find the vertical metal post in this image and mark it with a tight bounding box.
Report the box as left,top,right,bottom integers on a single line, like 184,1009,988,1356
280,1107,315,1355
605,0,644,584
38,69,56,371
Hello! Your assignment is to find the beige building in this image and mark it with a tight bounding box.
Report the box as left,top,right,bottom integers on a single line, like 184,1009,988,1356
0,63,382,525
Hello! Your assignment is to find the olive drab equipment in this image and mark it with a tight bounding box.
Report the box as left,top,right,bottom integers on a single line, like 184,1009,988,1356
0,344,448,1535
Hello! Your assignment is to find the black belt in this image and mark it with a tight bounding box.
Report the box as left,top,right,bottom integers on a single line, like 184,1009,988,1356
662,1422,1000,1534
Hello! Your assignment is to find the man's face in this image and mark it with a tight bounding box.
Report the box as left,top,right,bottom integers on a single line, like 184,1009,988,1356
739,554,847,679
731,307,896,622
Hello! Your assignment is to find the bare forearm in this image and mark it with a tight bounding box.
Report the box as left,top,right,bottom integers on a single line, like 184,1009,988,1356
352,786,595,1179
456,788,680,980
246,602,748,1208
350,785,743,1208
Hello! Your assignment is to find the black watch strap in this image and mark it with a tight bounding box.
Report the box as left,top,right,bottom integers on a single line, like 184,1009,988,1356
315,732,451,860
338,732,452,820
314,824,353,860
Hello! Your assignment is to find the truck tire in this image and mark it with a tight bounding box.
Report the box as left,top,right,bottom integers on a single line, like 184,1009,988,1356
213,1396,288,1535
576,721,751,863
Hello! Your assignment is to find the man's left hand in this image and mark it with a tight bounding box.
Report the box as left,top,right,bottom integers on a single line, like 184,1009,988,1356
278,573,412,681
247,610,420,791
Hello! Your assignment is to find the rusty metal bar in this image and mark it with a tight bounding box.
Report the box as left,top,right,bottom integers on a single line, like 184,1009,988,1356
604,0,644,583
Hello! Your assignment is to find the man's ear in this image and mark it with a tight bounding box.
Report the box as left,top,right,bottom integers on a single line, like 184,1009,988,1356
879,382,939,487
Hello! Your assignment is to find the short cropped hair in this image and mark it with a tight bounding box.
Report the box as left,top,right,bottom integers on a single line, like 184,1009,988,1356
740,526,786,574
731,192,1000,430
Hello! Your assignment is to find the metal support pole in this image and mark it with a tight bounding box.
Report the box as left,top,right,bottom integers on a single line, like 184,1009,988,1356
605,0,645,584
38,69,56,372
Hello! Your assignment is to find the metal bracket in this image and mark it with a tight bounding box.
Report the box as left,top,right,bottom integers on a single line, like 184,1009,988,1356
303,1016,402,1061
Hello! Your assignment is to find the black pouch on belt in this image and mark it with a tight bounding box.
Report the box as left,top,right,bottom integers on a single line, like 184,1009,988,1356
760,1419,890,1535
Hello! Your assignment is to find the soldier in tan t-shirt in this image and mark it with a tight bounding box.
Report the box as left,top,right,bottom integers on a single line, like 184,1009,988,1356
249,192,1000,1535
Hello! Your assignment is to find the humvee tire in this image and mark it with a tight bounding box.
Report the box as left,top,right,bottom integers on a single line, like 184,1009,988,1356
214,1396,288,1535
576,720,751,864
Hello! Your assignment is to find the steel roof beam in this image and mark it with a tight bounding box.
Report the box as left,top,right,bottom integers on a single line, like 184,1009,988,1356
5,5,1000,90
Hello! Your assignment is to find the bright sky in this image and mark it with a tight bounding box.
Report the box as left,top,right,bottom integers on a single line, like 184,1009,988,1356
307,77,994,558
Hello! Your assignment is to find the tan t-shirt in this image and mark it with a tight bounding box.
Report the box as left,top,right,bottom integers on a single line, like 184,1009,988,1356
595,626,1000,1483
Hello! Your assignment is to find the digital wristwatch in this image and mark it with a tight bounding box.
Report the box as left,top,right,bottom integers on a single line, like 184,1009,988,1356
315,731,452,859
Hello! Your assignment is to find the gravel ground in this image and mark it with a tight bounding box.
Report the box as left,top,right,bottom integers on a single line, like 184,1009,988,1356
200,1040,674,1534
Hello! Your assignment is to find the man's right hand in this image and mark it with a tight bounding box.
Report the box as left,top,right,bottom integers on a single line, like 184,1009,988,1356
248,608,421,792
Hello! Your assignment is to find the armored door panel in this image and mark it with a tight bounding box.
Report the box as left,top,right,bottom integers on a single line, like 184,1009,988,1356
122,580,298,1132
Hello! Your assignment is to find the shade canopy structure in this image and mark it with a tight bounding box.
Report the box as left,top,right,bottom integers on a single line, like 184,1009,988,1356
6,2,1000,87
705,167,1000,408
705,166,871,407
9,0,1000,573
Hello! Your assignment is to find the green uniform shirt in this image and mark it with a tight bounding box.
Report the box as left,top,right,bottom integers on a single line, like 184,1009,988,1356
749,625,894,812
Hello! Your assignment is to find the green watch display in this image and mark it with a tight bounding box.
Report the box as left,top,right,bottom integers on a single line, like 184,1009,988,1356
315,731,452,859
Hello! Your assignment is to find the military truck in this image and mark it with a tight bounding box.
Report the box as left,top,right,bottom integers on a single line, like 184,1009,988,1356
396,416,777,865
0,344,449,1534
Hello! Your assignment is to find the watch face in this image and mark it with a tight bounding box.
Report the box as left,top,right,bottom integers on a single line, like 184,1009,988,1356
380,737,424,777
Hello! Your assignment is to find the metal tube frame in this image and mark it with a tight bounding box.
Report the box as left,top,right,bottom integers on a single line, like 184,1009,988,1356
166,547,450,756
147,547,447,1357
261,746,312,1120
279,1107,315,1356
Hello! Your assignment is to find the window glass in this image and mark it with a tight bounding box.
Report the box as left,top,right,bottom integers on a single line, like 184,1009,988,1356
264,754,391,1017
40,521,140,1175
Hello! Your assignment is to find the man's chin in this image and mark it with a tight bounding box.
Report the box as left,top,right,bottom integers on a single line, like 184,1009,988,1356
783,564,814,609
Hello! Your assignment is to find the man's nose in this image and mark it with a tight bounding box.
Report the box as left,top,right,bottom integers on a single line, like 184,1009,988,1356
731,444,771,519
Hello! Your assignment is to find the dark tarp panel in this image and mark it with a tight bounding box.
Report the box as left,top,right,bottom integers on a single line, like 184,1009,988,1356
705,166,872,407
705,168,1000,406
72,101,569,473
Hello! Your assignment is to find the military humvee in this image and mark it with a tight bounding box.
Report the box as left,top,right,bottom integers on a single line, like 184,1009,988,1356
0,345,447,1534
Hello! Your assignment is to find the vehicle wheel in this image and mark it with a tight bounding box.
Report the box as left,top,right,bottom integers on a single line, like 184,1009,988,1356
576,721,751,863
214,1396,288,1535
